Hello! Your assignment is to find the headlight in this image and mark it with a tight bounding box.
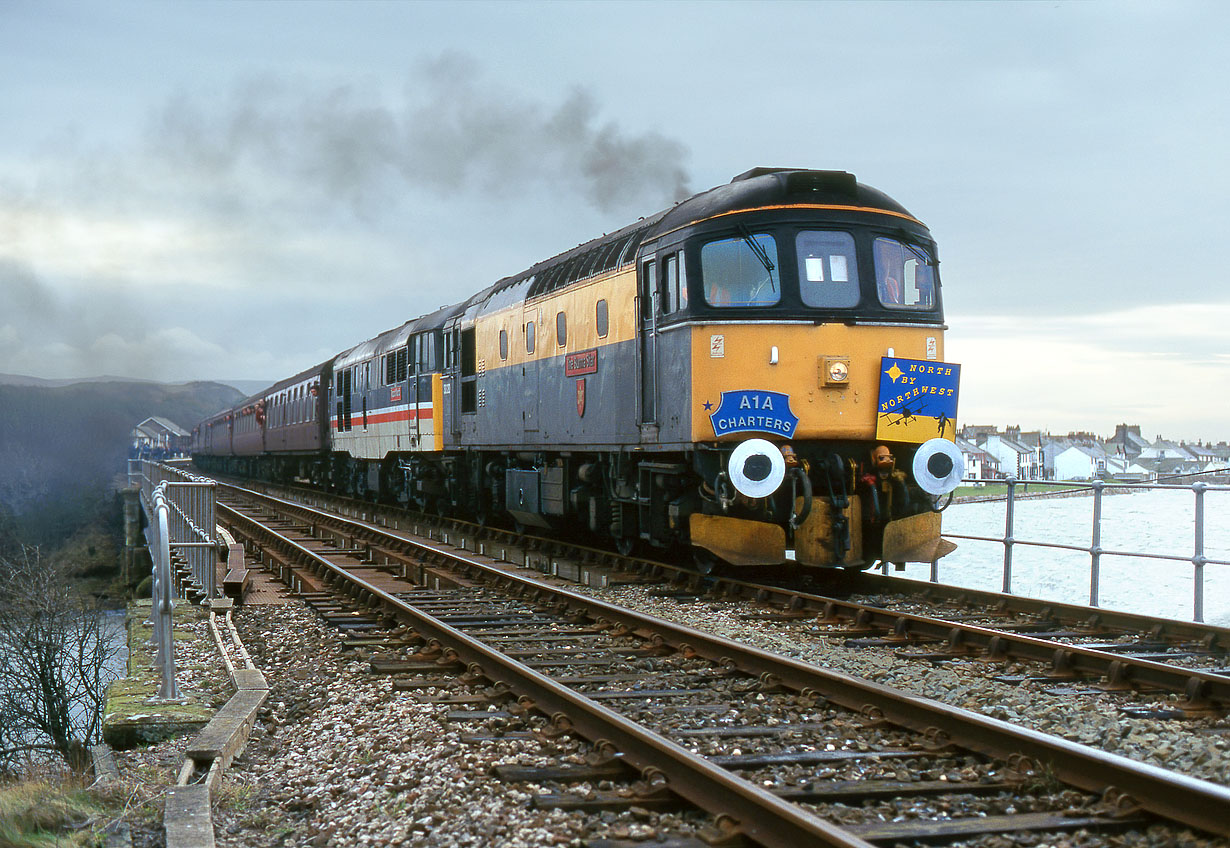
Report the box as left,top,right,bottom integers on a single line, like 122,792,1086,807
821,356,850,386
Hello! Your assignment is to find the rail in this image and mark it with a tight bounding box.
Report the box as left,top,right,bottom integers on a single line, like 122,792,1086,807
127,459,219,698
930,476,1229,622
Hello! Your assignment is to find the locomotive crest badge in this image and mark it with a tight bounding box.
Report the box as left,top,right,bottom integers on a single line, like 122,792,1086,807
707,390,798,438
875,356,961,443
576,378,586,417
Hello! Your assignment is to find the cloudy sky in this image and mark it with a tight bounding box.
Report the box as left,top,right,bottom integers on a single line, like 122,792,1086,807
1,0,1227,442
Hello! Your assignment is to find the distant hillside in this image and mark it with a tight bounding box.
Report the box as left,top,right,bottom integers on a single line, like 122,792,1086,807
0,373,162,387
0,379,243,531
217,379,276,397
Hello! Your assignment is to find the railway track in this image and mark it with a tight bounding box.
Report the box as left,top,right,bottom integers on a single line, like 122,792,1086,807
215,481,1230,845
219,475,1230,714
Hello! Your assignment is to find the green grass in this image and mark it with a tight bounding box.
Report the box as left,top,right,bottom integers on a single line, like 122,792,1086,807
0,778,111,847
954,481,1075,499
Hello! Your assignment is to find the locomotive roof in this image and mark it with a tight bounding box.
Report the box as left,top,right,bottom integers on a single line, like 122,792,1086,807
298,169,925,378
485,168,924,303
333,299,469,370
654,168,921,234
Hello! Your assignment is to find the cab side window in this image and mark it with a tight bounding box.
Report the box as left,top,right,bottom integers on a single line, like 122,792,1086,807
640,259,656,320
661,253,688,314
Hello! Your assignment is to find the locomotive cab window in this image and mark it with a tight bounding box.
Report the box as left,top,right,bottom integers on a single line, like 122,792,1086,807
526,321,536,354
499,329,508,360
701,233,780,307
662,253,687,314
556,312,567,347
797,230,859,308
874,236,937,309
416,331,442,371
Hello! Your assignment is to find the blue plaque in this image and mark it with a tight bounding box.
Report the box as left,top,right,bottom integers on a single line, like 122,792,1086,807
708,390,798,438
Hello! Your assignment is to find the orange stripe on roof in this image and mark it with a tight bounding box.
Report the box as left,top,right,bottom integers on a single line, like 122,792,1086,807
654,203,924,241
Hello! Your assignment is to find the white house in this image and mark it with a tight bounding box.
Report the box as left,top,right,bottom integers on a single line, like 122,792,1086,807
956,436,997,483
980,433,1042,480
1053,444,1107,481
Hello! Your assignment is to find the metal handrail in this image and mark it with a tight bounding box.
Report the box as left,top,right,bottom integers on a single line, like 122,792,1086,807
934,475,1229,622
129,459,218,600
149,484,179,699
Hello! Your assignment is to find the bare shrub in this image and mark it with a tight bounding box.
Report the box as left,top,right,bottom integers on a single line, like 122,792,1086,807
0,547,120,775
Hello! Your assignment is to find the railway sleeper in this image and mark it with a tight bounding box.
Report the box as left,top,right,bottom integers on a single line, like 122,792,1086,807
531,786,682,813
844,810,1150,844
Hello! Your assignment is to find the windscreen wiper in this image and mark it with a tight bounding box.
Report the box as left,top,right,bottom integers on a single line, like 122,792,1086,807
738,224,776,290
895,231,937,267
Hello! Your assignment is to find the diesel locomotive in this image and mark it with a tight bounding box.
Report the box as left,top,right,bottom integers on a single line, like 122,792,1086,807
193,167,963,569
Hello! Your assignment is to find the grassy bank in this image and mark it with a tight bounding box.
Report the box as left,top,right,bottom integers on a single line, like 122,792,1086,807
954,481,1073,499
0,776,127,847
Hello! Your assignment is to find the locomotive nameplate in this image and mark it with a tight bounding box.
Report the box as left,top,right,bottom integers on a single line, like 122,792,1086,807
875,357,960,443
564,348,598,377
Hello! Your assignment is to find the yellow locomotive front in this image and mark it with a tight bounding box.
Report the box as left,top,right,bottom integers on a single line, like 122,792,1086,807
648,169,962,570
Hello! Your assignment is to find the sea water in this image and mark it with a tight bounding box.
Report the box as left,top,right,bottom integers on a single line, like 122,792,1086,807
888,488,1230,627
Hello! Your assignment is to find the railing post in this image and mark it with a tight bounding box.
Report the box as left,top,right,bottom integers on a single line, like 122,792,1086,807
1089,480,1104,608
1193,482,1207,623
151,484,180,700
1002,477,1016,593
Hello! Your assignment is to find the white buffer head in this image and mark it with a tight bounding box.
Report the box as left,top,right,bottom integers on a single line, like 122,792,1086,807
912,438,965,496
728,438,787,498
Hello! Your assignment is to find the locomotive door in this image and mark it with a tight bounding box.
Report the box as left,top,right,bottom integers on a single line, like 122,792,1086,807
522,308,539,432
409,334,423,444
337,367,352,432
637,257,658,425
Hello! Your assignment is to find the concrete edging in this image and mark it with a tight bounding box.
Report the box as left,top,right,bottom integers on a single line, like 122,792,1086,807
164,558,269,847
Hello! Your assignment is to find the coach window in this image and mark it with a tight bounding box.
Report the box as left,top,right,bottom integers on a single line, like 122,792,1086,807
526,321,536,354
873,237,937,309
499,329,508,361
596,299,609,338
556,311,567,347
701,233,780,307
797,231,859,308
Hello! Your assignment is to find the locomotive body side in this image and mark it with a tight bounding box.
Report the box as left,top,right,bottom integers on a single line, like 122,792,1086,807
462,265,641,450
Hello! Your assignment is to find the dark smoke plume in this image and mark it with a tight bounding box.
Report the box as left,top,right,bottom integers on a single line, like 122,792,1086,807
150,53,691,218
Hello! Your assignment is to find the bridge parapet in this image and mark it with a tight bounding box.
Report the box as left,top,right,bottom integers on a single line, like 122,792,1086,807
127,459,219,698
